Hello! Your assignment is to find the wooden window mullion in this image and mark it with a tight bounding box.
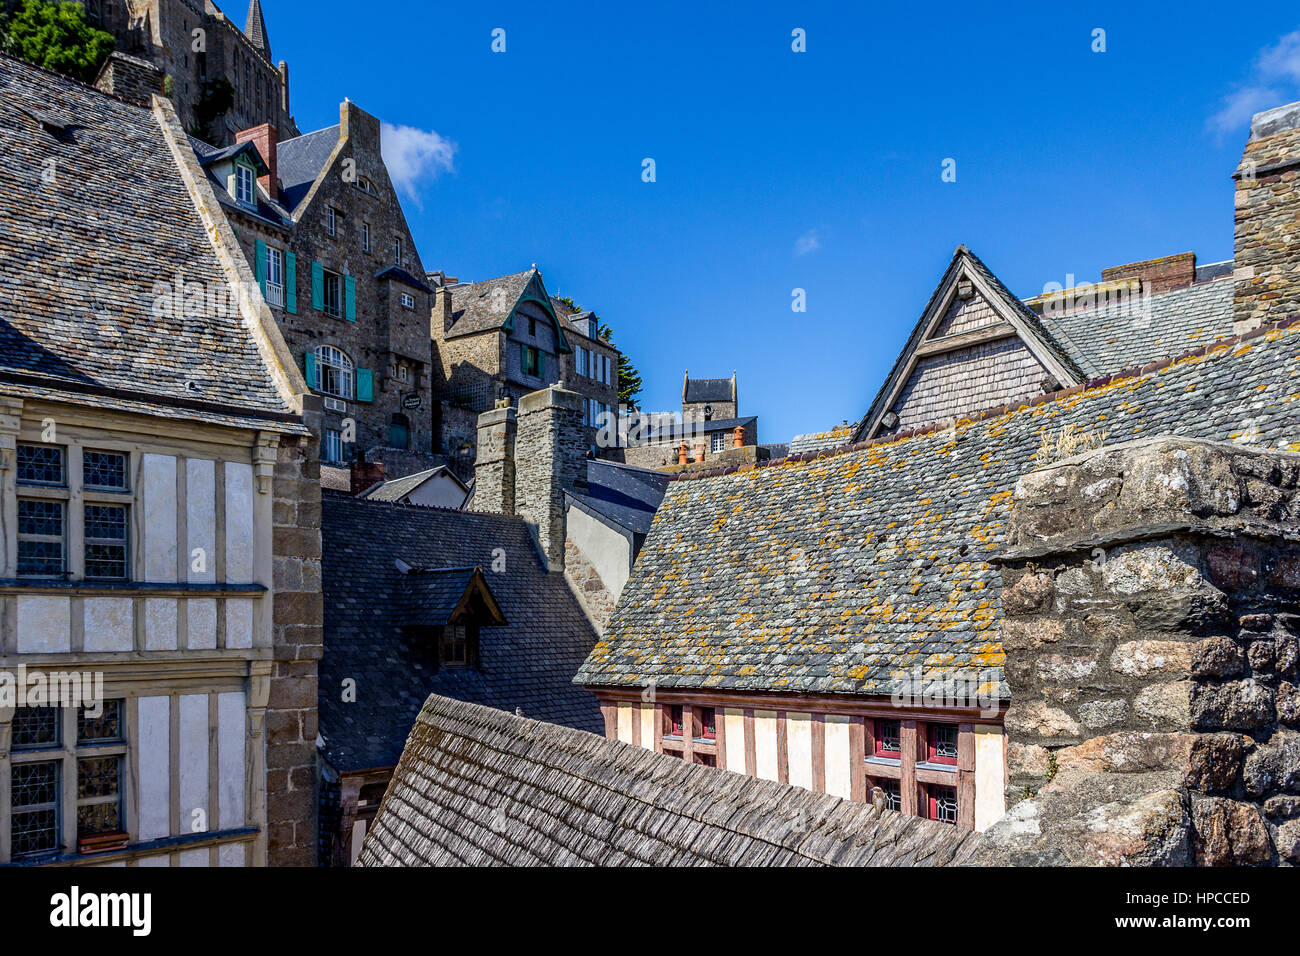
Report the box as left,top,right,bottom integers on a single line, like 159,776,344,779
900,719,919,816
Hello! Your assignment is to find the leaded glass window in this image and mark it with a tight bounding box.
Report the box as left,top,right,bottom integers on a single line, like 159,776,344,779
12,707,61,751
84,504,128,580
11,762,60,857
77,755,122,836
78,700,124,744
83,450,127,490
16,443,64,486
17,499,65,576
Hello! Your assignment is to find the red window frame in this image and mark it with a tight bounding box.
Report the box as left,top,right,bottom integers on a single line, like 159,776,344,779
926,724,958,766
873,719,901,758
667,705,684,738
696,707,716,741
927,784,958,824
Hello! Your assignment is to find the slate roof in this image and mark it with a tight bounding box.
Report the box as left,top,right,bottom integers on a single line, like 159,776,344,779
320,465,351,492
0,55,300,432
577,315,1300,700
401,567,504,627
685,377,734,403
275,124,339,212
189,134,294,227
789,424,856,454
360,465,468,504
1036,273,1235,379
568,459,669,536
320,494,603,772
644,415,757,442
374,265,433,293
357,694,981,867
444,270,535,338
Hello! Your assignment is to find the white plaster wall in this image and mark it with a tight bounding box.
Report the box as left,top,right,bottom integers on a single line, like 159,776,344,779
565,505,633,600
216,691,246,829
178,694,209,830
144,598,177,651
224,462,254,582
16,595,70,653
177,849,207,866
616,702,633,744
135,854,170,867
218,843,246,867
137,695,171,841
974,724,1007,832
188,598,216,650
225,599,253,650
406,476,469,509
786,712,813,791
142,454,177,581
723,708,746,771
83,597,133,652
824,715,852,799
638,704,655,751
186,458,216,584
753,710,778,781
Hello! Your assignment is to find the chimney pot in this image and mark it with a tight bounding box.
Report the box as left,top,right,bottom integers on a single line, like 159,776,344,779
236,123,279,198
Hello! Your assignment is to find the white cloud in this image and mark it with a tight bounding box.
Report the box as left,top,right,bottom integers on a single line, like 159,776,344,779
1208,30,1300,136
380,122,457,201
794,228,822,257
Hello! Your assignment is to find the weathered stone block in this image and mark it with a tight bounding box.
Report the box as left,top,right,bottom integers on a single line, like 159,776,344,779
1192,637,1245,679
1243,731,1300,799
1135,682,1193,728
1193,798,1273,866
1110,640,1194,678
1192,679,1276,731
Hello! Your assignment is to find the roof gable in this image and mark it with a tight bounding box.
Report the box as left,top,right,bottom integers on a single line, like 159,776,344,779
446,269,572,351
402,566,507,627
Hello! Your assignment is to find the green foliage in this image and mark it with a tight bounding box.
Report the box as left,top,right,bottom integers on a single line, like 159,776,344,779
555,296,644,408
2,0,115,83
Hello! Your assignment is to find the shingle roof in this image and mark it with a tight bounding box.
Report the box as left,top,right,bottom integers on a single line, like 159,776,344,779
320,495,602,772
644,415,756,442
275,124,339,212
444,270,535,338
359,465,468,504
374,265,433,293
357,694,981,867
189,134,294,227
568,459,669,536
401,566,505,627
684,377,734,403
0,55,299,430
577,315,1300,700
789,423,856,454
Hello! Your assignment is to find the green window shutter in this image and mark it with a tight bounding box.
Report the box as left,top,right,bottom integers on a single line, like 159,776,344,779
254,239,267,295
356,368,373,402
285,251,297,314
311,261,324,311
303,352,317,389
344,275,357,322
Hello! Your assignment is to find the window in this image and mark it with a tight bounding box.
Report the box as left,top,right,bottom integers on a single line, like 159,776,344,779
666,705,684,738
314,345,355,399
521,345,541,378
322,269,343,318
711,432,726,454
577,348,588,377
264,245,285,308
322,428,345,463
400,292,415,310
877,779,902,812
389,414,410,451
17,443,64,486
83,450,126,491
11,759,60,858
928,785,959,824
361,221,371,252
696,708,716,741
326,205,337,237
874,719,901,759
398,365,409,383
393,237,402,266
441,623,476,667
234,163,256,208
84,504,128,581
658,703,719,765
18,499,65,577
77,701,124,840
927,724,959,766
528,317,537,337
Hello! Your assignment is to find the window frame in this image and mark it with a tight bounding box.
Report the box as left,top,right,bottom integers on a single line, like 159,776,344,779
711,432,726,454
322,269,344,319
439,622,478,669
926,723,959,767
326,205,337,237
264,244,285,309
17,497,67,579
322,428,345,463
314,345,355,400
361,221,371,252
82,502,129,582
234,162,257,209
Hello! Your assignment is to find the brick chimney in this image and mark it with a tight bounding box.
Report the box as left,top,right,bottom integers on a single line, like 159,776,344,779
236,123,279,197
516,386,585,570
474,403,518,515
1234,101,1300,335
1101,252,1197,294
349,457,384,496
93,51,163,107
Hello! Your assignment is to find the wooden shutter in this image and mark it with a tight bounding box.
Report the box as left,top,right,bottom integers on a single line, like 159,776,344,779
254,239,267,295
344,275,357,322
285,251,297,314
356,368,373,402
303,352,317,389
311,261,324,310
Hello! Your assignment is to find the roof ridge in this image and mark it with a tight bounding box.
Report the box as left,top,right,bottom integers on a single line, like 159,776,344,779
670,313,1300,482
0,51,151,113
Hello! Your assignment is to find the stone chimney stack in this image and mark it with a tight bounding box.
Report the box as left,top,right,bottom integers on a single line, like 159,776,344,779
93,51,163,107
236,123,279,196
515,386,585,570
349,457,384,496
474,403,517,515
1233,101,1300,335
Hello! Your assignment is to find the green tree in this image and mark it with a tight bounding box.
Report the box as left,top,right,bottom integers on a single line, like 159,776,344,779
556,296,644,407
2,0,116,83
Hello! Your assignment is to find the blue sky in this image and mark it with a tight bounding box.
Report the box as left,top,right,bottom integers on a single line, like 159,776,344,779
265,1,1300,443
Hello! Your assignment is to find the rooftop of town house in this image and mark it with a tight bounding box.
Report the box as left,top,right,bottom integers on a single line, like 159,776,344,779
684,376,736,404
566,458,670,537
443,269,542,338
358,693,981,867
0,54,303,433
358,464,469,504
575,304,1300,701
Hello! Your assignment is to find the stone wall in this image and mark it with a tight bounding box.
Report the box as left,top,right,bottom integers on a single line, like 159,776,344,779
1234,101,1300,334
474,405,517,515
515,387,585,570
975,437,1300,866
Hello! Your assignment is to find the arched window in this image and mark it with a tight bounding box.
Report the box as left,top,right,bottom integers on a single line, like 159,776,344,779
315,345,354,399
389,413,410,451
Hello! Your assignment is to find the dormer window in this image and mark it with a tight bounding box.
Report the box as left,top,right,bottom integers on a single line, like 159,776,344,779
234,163,256,209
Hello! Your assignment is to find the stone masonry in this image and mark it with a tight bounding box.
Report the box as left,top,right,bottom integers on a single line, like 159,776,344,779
974,436,1300,866
1234,101,1300,334
474,403,517,515
516,387,586,570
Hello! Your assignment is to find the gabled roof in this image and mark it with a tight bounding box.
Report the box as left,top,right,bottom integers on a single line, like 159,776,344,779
275,124,340,213
684,375,734,403
357,694,981,867
320,495,602,772
360,465,469,504
567,459,670,536
401,566,506,627
643,415,757,442
189,134,293,228
856,246,1085,442
577,310,1300,700
373,265,433,294
0,54,301,431
444,269,571,350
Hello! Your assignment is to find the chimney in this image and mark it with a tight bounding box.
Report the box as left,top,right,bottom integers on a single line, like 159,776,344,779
434,286,455,335
93,51,163,107
236,123,279,197
349,457,384,496
515,386,585,570
474,402,517,515
1234,101,1300,335
340,99,382,147
1100,252,1196,294
678,442,688,465
732,425,745,449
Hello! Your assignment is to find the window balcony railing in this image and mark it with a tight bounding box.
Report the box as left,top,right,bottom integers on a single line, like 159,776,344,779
265,281,285,309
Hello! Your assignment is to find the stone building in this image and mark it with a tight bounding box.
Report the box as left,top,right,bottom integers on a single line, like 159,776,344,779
84,0,297,145
574,97,1300,849
618,372,759,470
432,269,622,468
188,101,437,477
0,55,320,866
